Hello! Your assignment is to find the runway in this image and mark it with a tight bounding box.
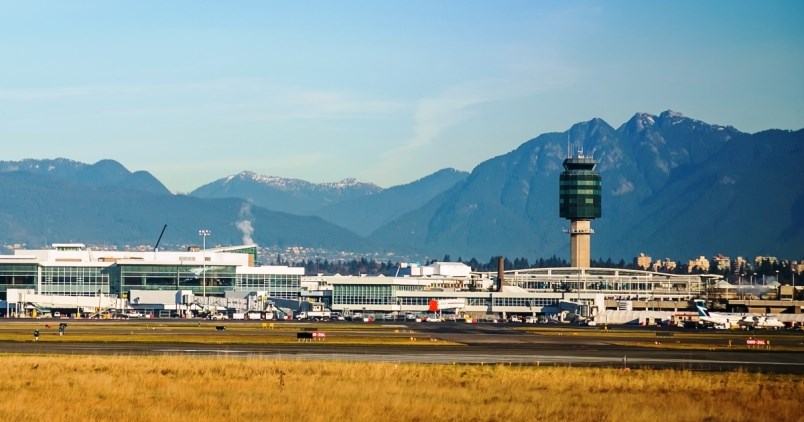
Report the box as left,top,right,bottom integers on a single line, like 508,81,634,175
1,321,802,373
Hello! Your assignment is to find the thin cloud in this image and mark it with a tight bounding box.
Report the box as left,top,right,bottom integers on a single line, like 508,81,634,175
229,88,404,122
0,79,403,127
376,59,576,174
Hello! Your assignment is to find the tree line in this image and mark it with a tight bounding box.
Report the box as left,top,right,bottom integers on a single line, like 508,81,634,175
267,254,628,276
267,254,799,283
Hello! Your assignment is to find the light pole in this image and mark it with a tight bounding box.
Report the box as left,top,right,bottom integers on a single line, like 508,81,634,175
739,273,744,300
199,229,211,299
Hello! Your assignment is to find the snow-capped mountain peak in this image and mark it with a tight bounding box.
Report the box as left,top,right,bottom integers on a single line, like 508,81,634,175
227,171,380,193
620,112,657,135
191,171,384,214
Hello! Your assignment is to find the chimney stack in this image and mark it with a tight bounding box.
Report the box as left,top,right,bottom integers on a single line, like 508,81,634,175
496,256,505,292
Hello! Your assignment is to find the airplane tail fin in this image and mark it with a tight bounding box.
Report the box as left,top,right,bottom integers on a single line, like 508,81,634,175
693,299,710,317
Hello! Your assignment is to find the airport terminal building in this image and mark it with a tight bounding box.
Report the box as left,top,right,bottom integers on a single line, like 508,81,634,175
0,243,710,322
4,242,803,327
0,243,303,317
307,263,706,322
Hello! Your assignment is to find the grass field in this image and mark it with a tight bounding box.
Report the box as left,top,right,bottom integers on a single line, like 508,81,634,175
1,355,801,422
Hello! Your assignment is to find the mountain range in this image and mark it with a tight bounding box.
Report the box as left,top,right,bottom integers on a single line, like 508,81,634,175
191,168,469,237
368,111,804,260
1,110,802,262
190,172,384,216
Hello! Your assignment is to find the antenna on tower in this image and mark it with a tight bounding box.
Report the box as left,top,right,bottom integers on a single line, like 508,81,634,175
566,132,571,159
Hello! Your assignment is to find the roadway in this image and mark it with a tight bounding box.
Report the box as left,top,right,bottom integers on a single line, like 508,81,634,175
0,320,802,373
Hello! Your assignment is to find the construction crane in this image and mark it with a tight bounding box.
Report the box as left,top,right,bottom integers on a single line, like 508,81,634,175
153,224,167,252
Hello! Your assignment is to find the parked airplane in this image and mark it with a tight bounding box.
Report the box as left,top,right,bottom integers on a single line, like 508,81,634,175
693,300,784,329
738,315,785,330
693,300,744,329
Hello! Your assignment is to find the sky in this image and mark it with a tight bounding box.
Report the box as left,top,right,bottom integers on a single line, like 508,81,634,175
1,1,802,193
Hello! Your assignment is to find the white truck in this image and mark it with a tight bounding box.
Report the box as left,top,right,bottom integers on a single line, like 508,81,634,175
295,310,332,320
296,301,332,320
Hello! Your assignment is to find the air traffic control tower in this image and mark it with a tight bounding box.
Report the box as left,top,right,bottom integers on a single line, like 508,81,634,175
559,149,601,268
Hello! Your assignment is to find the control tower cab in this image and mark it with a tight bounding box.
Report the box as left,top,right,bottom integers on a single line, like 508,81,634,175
559,150,601,268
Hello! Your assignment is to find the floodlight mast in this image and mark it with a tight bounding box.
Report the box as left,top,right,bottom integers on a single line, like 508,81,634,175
198,229,211,299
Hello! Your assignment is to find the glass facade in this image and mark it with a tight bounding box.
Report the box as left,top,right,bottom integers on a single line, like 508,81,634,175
41,266,111,296
399,297,430,306
236,273,300,300
333,284,394,306
559,157,602,220
396,296,558,308
463,297,486,307
0,264,37,300
392,285,427,292
492,297,557,307
333,283,561,310
117,264,237,296
0,259,300,300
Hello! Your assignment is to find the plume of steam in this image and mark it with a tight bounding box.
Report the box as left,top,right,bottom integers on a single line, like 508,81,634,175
236,202,255,245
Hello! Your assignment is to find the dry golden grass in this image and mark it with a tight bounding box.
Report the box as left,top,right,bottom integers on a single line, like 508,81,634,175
0,355,801,422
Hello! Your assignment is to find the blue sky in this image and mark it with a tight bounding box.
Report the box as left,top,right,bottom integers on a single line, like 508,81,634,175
1,1,802,193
